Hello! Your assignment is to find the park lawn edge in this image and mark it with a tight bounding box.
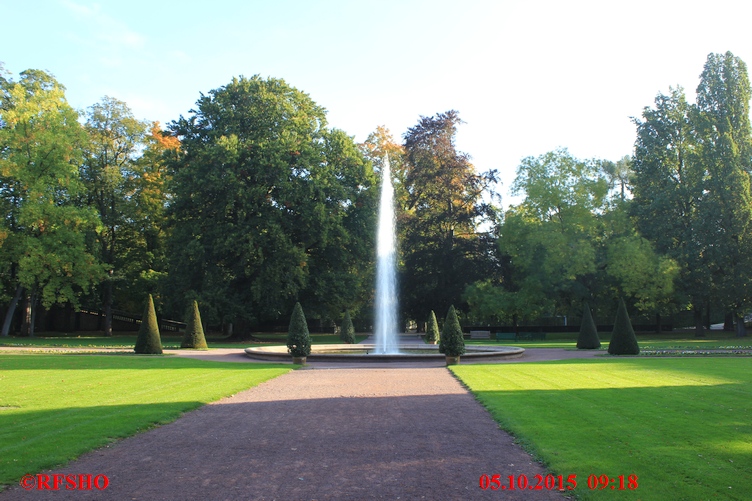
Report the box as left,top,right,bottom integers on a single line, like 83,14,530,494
0,354,292,490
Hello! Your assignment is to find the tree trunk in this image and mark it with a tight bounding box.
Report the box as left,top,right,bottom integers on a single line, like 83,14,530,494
104,271,114,336
655,313,662,334
20,295,31,336
29,292,37,337
736,313,747,338
724,312,734,331
1,284,23,336
693,306,705,338
20,292,37,337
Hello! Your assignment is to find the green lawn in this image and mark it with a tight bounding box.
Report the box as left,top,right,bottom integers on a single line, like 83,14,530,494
464,330,752,350
0,354,291,489
452,358,752,500
0,332,368,349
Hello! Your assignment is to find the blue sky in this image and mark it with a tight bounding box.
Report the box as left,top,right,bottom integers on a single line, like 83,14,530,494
3,0,751,203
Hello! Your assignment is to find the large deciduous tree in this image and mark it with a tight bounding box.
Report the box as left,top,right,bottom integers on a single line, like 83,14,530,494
694,51,752,337
631,87,708,335
399,111,498,322
632,51,752,337
166,76,376,336
0,69,103,335
81,96,149,335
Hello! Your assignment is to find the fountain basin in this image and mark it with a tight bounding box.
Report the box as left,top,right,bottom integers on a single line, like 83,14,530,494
244,343,524,362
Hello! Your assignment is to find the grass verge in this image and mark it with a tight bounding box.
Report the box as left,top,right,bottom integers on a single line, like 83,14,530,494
0,332,368,349
464,331,752,350
0,354,291,489
451,358,752,500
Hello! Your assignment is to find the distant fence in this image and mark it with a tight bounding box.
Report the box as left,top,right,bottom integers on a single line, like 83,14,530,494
466,324,674,333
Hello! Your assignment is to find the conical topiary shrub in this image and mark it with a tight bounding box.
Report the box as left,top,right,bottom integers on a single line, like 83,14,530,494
577,301,601,349
439,305,465,363
608,298,640,355
286,302,311,362
340,311,355,344
426,310,440,344
134,294,163,354
181,300,208,350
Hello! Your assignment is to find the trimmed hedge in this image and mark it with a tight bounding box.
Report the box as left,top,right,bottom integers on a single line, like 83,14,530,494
439,305,465,356
134,294,163,354
426,310,440,344
576,301,601,349
608,298,640,355
340,311,355,344
286,302,311,358
181,300,208,350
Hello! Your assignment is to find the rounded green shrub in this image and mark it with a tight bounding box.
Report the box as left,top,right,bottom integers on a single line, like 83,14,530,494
181,300,208,350
439,305,465,357
286,302,311,358
426,310,440,344
340,311,356,344
134,294,163,354
608,298,640,355
577,301,601,349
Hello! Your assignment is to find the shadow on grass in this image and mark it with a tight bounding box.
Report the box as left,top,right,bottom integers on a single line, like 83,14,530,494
0,401,205,489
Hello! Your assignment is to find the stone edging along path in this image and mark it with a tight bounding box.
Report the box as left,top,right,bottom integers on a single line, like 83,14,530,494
0,347,602,500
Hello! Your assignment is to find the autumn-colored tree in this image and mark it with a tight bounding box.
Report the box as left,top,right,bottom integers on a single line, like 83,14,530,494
0,69,103,336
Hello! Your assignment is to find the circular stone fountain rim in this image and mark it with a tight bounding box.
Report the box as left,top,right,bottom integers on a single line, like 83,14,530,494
244,343,525,362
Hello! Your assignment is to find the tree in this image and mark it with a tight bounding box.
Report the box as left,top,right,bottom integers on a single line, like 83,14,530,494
576,301,600,349
339,310,355,344
134,294,162,354
600,156,633,202
166,76,376,335
181,300,208,349
694,51,752,337
631,87,708,336
286,302,311,359
439,305,465,359
0,69,104,336
81,96,149,335
425,310,440,344
500,149,608,318
608,298,639,355
400,111,499,321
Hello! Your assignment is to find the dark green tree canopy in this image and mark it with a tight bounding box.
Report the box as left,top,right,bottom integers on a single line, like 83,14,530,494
399,111,499,320
166,75,376,332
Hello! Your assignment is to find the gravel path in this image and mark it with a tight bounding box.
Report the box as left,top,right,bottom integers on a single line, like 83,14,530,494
1,358,577,500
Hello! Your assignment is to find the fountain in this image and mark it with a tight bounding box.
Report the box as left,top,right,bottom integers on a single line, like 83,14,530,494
373,154,399,354
245,155,524,363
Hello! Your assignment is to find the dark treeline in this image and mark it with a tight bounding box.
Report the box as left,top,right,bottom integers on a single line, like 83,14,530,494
1,52,750,338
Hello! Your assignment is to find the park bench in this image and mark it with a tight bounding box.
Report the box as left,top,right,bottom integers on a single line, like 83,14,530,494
470,330,491,339
495,332,516,341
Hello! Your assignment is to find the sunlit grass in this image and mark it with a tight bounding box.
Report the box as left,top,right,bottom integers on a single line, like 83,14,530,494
0,354,291,489
452,358,752,500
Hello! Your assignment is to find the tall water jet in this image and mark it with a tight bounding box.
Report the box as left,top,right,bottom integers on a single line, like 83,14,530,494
373,154,399,354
